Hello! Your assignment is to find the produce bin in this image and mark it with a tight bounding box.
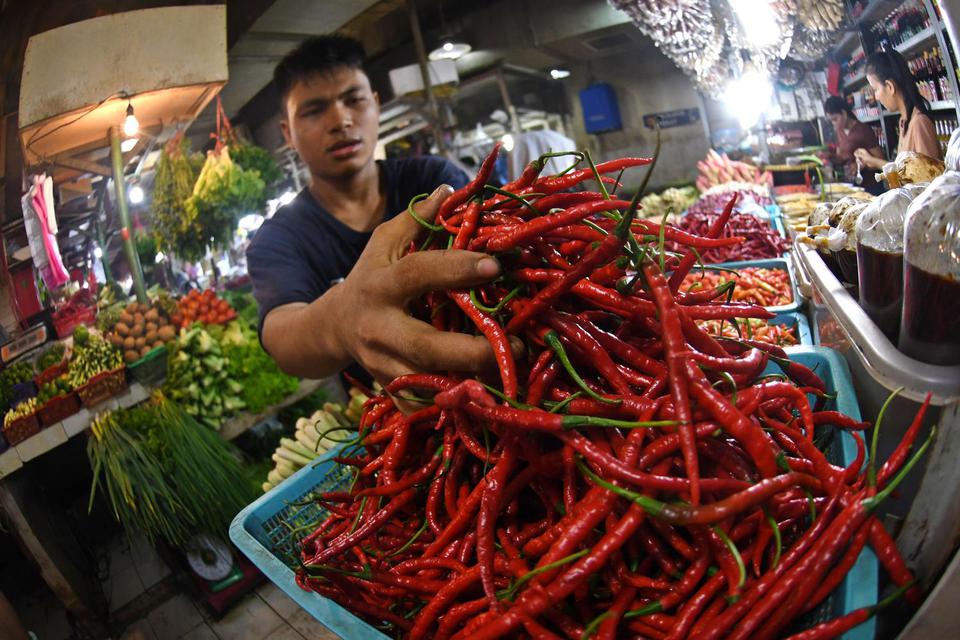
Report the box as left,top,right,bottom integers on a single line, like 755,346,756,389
37,391,81,427
687,257,801,314
52,305,96,339
10,381,37,408
231,346,876,640
3,411,41,446
775,311,812,346
794,239,960,597
77,368,128,408
128,346,168,386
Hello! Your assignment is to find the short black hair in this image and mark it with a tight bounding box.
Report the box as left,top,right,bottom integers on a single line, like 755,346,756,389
824,96,854,118
274,35,367,107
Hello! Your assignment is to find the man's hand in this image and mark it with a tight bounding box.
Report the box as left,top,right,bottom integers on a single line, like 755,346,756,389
316,184,520,389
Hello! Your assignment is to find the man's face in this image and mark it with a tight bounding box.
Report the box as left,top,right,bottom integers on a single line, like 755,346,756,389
280,66,380,181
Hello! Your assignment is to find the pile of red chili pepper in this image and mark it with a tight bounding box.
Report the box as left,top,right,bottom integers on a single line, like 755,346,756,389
681,267,794,308
671,211,791,263
293,144,931,640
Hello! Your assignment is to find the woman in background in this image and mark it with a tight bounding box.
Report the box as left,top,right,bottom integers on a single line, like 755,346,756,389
824,96,884,193
855,48,941,170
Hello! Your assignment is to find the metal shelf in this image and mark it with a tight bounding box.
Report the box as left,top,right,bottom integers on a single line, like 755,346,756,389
852,0,906,25
929,99,957,110
843,70,867,90
894,24,942,55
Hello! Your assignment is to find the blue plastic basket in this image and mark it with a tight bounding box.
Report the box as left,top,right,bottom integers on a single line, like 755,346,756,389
686,257,801,314
762,347,877,640
231,347,876,640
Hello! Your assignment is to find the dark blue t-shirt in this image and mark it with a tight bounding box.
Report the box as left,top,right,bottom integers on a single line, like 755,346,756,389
247,155,468,334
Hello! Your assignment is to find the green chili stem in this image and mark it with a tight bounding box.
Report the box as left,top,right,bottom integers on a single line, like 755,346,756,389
869,387,903,488
469,285,524,315
713,525,746,588
548,391,583,414
406,193,443,231
763,510,782,570
544,331,620,406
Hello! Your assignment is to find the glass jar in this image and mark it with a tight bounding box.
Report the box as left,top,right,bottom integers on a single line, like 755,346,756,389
899,172,960,364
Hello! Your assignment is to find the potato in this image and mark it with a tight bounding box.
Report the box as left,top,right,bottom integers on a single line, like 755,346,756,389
133,312,145,326
126,302,138,314
119,312,134,326
158,326,176,342
145,308,159,323
115,322,130,337
135,337,146,350
140,345,152,357
144,330,158,344
108,333,124,348
123,336,136,350
124,350,140,363
130,324,144,338
145,322,158,333
152,341,165,350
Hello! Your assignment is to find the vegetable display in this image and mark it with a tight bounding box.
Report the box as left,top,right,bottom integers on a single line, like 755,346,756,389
36,375,74,405
181,147,265,261
671,211,790,263
105,301,179,364
67,330,123,389
681,267,794,308
215,321,298,413
262,392,368,493
696,149,773,192
638,186,699,219
4,398,37,427
230,141,284,203
696,317,799,347
151,136,203,260
283,146,927,640
37,343,66,372
175,289,236,327
0,362,36,411
87,392,254,547
165,326,244,430
687,188,774,216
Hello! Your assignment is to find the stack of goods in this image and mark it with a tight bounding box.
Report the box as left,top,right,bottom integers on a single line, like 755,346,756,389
261,391,368,493
695,317,799,347
105,301,179,364
696,150,773,193
282,145,927,639
802,195,882,285
175,289,236,328
87,392,254,546
1,362,37,413
638,186,699,219
671,211,789,263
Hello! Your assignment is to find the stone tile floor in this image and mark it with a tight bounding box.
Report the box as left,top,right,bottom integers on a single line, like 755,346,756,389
118,583,339,640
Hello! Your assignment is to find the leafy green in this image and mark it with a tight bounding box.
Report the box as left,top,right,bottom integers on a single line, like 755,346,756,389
151,137,202,260
230,142,283,202
87,392,255,547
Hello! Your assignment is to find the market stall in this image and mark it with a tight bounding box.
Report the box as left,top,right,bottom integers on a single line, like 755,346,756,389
1,0,959,639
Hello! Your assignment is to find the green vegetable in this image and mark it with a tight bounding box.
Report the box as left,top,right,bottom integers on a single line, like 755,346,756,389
164,326,244,429
87,392,254,547
180,146,265,261
0,362,36,413
67,333,123,388
230,142,283,202
151,136,203,261
73,325,89,347
38,343,66,372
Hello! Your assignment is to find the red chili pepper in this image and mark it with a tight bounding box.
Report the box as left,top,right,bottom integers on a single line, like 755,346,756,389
437,142,501,225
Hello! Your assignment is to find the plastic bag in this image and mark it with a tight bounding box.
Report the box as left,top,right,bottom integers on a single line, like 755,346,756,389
944,128,960,171
855,184,927,253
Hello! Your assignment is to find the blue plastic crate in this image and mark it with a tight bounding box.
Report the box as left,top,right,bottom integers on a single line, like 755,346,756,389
232,346,876,640
688,257,801,314
774,311,813,346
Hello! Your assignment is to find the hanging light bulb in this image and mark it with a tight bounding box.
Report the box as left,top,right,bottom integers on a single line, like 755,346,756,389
123,101,139,137
128,185,145,204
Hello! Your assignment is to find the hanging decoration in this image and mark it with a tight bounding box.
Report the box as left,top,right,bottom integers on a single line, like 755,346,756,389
609,0,843,98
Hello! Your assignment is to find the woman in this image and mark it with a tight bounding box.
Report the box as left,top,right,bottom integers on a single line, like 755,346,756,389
855,48,941,171
824,96,884,193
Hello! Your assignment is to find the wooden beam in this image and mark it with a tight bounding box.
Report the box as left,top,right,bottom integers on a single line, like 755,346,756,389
50,156,112,177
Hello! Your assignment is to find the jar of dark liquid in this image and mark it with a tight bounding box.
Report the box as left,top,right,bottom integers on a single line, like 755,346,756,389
855,186,925,342
899,172,960,365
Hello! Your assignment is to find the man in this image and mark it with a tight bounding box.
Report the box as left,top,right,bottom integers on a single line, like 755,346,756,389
247,36,516,388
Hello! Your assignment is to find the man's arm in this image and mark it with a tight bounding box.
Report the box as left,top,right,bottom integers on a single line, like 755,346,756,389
261,184,520,387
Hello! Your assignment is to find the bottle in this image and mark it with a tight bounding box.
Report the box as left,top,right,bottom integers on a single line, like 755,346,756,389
857,186,926,341
898,172,960,364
